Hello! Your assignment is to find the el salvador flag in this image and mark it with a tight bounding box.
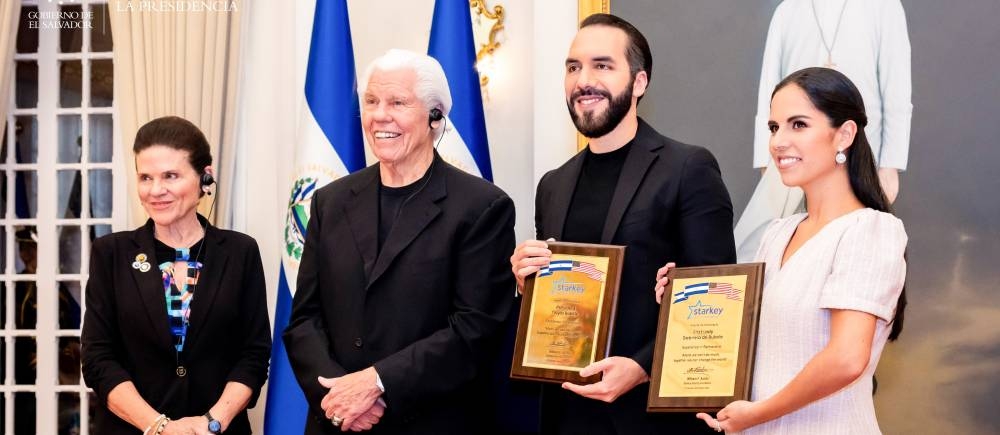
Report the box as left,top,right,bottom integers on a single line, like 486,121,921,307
264,1,365,433
674,282,710,303
428,0,494,181
539,260,574,277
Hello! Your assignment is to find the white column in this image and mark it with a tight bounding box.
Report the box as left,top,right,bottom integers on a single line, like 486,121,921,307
34,1,58,433
532,0,579,189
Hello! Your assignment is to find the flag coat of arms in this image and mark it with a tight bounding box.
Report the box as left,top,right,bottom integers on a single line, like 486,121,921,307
264,1,365,433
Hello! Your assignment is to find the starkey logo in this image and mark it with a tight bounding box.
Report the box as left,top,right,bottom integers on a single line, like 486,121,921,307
687,300,723,319
550,277,585,295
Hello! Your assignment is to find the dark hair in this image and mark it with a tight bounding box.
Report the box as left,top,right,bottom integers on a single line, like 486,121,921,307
773,67,906,340
580,13,652,102
133,116,212,176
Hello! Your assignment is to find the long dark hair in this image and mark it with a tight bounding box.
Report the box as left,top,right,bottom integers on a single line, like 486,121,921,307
774,67,906,340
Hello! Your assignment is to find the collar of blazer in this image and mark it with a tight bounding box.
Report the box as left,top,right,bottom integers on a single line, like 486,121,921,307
547,118,664,244
344,154,448,290
128,214,231,353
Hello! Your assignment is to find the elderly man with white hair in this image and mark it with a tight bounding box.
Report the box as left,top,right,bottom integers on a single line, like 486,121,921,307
284,49,516,434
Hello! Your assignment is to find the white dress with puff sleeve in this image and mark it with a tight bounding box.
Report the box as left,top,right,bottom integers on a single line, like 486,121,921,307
738,208,906,435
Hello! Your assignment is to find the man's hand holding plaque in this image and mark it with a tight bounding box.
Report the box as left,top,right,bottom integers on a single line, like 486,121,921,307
561,356,649,403
511,239,554,293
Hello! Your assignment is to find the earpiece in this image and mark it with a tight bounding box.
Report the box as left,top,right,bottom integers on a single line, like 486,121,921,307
428,108,443,128
200,172,215,195
194,171,217,265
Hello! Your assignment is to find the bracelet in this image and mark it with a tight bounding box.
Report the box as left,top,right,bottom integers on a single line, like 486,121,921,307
153,416,171,435
143,414,166,435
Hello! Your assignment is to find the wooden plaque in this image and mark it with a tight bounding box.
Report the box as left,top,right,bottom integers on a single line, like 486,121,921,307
510,242,624,384
648,263,765,412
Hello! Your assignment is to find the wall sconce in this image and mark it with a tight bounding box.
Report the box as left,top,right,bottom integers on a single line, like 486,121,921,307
470,0,504,90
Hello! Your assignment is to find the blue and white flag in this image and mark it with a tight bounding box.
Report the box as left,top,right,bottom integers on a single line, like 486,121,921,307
538,260,606,282
264,1,365,433
538,260,574,277
428,0,493,181
673,282,740,303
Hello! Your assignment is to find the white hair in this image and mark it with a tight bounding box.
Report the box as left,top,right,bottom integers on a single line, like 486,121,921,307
359,49,453,140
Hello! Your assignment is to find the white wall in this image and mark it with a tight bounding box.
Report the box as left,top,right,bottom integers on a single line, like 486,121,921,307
234,0,581,431
532,0,580,189
345,0,543,242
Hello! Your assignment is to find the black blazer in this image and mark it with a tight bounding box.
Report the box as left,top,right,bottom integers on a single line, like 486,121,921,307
284,157,516,434
81,217,271,434
535,119,736,430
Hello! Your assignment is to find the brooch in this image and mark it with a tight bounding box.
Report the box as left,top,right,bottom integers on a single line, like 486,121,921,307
132,253,151,272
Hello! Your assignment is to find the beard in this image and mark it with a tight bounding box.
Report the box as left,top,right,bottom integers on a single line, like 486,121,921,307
566,79,634,139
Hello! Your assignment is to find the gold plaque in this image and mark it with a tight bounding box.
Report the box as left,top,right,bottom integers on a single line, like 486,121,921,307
648,263,765,412
510,242,624,384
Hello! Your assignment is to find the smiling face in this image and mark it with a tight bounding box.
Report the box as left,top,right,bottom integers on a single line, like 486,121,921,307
361,68,434,169
135,145,205,228
564,25,646,138
768,84,854,188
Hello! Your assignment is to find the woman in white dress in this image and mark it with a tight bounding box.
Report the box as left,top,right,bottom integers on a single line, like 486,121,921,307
655,67,907,434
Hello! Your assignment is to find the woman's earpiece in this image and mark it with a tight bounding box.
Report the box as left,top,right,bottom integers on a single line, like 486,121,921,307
201,172,215,194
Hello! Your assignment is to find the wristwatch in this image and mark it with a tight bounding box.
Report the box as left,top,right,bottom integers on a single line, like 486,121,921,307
205,411,223,434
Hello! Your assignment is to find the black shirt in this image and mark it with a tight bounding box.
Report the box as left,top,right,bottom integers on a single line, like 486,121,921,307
154,238,205,265
562,142,633,243
378,167,433,251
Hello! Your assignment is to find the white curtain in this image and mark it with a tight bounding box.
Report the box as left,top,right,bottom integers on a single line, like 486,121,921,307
0,2,20,129
109,1,244,228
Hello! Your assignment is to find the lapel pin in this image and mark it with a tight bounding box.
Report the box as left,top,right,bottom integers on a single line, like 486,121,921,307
133,253,151,272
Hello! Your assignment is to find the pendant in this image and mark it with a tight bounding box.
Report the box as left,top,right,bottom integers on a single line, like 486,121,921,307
824,55,837,69
176,365,187,377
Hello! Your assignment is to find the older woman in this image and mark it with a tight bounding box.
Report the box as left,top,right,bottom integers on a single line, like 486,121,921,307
82,116,271,435
283,49,516,434
656,68,907,434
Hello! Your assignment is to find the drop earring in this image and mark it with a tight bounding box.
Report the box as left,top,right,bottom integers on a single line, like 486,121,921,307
835,149,847,164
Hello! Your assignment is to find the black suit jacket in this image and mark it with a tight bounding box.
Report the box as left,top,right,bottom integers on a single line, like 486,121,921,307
81,217,271,435
535,119,736,431
283,157,516,434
